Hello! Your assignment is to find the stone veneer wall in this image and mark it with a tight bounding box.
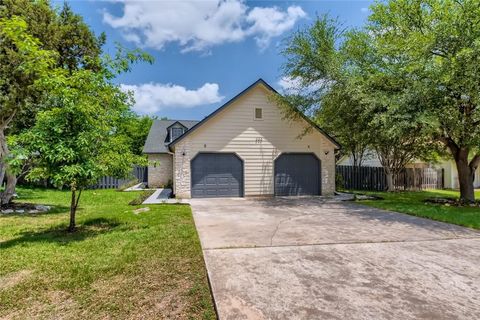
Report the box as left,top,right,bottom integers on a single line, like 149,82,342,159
147,153,173,188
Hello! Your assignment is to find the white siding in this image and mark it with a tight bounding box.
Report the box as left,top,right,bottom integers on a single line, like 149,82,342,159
439,159,480,189
172,84,337,198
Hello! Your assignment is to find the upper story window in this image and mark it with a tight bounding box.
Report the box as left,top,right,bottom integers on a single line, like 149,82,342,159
170,127,184,141
254,107,263,120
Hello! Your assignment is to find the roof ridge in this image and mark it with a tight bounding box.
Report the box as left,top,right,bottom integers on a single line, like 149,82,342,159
155,119,200,122
168,78,340,150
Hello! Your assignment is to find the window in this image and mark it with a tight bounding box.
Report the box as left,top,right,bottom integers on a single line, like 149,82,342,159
171,127,184,141
254,107,263,120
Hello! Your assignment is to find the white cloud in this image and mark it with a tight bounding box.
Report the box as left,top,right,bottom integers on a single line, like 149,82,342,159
247,6,306,50
121,82,224,114
278,76,303,92
277,76,332,94
103,0,306,52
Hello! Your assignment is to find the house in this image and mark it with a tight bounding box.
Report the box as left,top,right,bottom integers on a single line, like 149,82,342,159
143,79,340,198
338,152,480,189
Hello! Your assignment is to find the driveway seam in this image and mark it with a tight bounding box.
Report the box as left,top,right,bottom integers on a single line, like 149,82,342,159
269,213,315,245
202,235,480,251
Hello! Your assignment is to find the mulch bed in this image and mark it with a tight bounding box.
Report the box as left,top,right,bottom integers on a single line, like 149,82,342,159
424,197,480,207
0,203,50,214
354,194,384,201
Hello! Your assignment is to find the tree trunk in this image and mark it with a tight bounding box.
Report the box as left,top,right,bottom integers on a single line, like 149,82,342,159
385,168,394,192
0,162,5,188
441,138,477,203
455,150,475,203
69,187,77,232
1,171,16,205
0,129,6,191
0,128,16,205
68,186,82,232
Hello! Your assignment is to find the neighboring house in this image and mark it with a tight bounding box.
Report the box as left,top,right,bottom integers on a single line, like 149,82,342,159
143,79,340,198
338,152,480,189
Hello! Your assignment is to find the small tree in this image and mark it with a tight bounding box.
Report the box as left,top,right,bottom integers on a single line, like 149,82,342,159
368,103,435,191
22,69,144,232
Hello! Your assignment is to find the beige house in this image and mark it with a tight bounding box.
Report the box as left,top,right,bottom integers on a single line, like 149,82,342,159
338,152,480,189
143,79,340,198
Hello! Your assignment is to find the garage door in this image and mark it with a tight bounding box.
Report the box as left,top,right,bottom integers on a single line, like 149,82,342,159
191,153,243,198
274,153,320,196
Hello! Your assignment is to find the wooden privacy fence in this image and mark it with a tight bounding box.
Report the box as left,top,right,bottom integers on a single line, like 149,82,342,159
336,165,444,191
91,166,148,189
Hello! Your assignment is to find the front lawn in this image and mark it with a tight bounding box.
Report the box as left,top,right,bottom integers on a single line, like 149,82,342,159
0,187,215,319
349,189,480,230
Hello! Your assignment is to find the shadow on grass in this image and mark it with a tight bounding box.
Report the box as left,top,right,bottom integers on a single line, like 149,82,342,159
13,186,66,200
0,217,121,249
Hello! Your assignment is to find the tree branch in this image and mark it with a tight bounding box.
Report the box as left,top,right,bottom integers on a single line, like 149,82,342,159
0,110,17,130
75,188,82,210
438,135,459,157
469,154,480,170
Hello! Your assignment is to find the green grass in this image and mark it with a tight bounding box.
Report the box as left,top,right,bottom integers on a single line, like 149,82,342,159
0,187,215,320
348,189,480,230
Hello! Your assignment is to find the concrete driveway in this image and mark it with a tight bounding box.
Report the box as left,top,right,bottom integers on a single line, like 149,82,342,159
190,197,480,320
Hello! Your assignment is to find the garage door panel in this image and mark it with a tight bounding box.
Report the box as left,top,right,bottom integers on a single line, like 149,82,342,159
205,177,218,185
275,153,320,196
191,153,243,198
217,177,231,185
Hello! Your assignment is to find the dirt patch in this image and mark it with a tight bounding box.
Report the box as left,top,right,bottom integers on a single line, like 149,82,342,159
0,270,33,291
90,268,193,319
2,290,79,320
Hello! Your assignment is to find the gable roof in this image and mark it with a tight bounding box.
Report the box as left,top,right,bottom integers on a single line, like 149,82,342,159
166,121,187,130
168,78,341,150
143,119,199,154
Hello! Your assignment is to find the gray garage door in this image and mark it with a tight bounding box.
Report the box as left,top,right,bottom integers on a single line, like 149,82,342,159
274,153,320,196
191,153,243,198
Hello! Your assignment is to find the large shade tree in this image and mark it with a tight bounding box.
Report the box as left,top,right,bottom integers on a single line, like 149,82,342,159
278,17,372,168
0,0,105,204
341,29,437,191
278,16,435,191
0,16,55,205
366,0,480,202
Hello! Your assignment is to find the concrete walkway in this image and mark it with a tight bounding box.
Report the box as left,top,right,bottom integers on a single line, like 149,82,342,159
190,197,480,320
142,188,173,204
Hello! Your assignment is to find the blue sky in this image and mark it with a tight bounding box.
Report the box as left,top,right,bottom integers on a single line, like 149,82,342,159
60,0,374,120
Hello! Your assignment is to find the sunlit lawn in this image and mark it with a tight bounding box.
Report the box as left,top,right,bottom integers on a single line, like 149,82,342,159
348,189,480,230
0,187,215,319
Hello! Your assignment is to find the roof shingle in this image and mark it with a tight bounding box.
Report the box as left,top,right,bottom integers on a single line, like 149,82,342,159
143,119,199,154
